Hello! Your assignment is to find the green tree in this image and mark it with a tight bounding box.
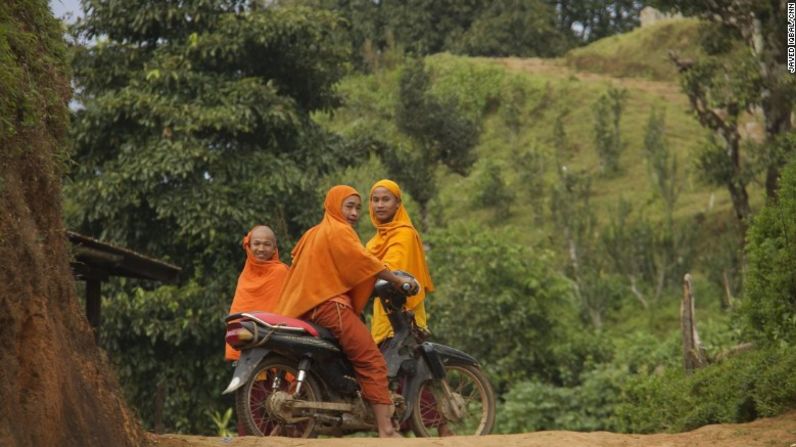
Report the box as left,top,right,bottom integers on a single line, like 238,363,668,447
471,158,515,220
425,223,603,390
658,0,796,200
602,108,695,305
643,108,680,220
671,35,757,233
592,86,627,175
0,1,143,445
741,157,796,345
549,165,615,328
385,58,480,229
513,145,547,225
67,0,354,433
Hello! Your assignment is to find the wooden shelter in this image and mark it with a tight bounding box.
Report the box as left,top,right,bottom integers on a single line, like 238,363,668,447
67,231,181,339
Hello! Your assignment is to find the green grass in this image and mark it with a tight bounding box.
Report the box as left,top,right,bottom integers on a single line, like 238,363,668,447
564,18,705,82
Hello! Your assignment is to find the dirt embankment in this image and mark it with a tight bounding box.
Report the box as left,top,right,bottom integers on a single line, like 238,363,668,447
152,411,796,447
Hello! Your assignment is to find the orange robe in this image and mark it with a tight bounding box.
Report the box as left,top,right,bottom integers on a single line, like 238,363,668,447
225,229,289,361
275,185,392,405
275,185,386,318
366,179,435,344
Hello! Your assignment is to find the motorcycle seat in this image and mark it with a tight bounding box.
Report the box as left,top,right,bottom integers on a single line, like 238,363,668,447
244,312,337,342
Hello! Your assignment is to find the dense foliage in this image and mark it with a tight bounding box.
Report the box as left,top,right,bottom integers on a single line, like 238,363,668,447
617,345,796,432
67,0,357,433
425,223,608,392
741,159,796,345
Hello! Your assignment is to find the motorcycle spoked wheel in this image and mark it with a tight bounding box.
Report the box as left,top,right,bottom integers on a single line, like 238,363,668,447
235,355,321,437
409,363,496,437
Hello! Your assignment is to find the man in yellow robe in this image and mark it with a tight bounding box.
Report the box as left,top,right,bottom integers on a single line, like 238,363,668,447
366,179,435,345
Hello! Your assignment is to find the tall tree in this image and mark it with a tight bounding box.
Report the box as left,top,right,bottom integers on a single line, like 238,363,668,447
592,86,628,175
386,58,480,230
67,0,355,432
0,1,143,445
661,0,796,200
670,33,755,232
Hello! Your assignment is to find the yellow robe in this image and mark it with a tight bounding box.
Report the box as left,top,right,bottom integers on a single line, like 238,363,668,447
366,179,435,344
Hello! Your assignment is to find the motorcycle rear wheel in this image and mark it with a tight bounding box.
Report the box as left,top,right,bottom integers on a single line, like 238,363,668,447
235,355,321,437
409,362,496,437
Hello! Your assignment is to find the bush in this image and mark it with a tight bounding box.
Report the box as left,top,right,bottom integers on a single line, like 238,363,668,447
616,346,796,433
426,223,607,391
471,159,515,219
740,159,796,345
498,330,681,433
499,365,627,433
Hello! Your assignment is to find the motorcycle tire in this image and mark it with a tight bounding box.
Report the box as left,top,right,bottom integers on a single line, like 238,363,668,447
235,355,321,437
409,362,496,437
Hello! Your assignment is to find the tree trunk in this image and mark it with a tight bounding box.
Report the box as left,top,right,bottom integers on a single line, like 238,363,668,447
722,130,751,234
763,101,793,200
0,3,143,446
751,13,793,200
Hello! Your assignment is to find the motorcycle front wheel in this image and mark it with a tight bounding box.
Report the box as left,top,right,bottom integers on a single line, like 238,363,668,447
235,355,320,437
409,362,496,437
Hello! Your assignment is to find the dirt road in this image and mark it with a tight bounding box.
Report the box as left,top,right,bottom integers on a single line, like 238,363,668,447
151,411,796,447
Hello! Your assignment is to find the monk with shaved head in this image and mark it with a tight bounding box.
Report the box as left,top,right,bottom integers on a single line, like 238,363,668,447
225,225,289,361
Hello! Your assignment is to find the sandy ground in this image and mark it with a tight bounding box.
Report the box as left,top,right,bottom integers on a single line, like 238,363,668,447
151,411,796,447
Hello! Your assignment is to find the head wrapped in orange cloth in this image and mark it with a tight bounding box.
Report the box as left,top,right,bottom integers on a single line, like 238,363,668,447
275,185,386,318
225,225,289,361
367,179,434,344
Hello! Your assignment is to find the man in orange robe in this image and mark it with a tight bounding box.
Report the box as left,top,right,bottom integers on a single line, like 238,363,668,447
225,225,289,361
275,185,416,438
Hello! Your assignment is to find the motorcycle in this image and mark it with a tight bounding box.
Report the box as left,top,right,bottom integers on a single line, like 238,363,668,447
222,272,496,437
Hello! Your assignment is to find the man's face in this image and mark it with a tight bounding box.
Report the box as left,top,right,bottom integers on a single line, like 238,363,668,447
341,194,362,226
249,229,276,261
370,187,400,223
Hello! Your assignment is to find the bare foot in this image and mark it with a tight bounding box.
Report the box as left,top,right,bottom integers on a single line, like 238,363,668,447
377,425,403,438
438,424,455,437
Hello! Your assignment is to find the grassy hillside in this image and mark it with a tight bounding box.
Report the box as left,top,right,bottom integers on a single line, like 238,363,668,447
564,18,705,82
315,47,740,245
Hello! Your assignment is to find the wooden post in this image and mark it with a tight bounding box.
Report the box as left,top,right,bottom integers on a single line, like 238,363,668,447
681,274,706,372
154,382,166,434
85,279,102,342
721,270,734,309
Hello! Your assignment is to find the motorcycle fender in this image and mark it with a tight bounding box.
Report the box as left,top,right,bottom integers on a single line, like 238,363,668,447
423,342,479,367
419,343,446,379
222,347,271,395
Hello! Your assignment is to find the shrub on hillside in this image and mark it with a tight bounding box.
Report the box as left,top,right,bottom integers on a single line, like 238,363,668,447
616,346,796,433
740,159,796,345
498,330,681,433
